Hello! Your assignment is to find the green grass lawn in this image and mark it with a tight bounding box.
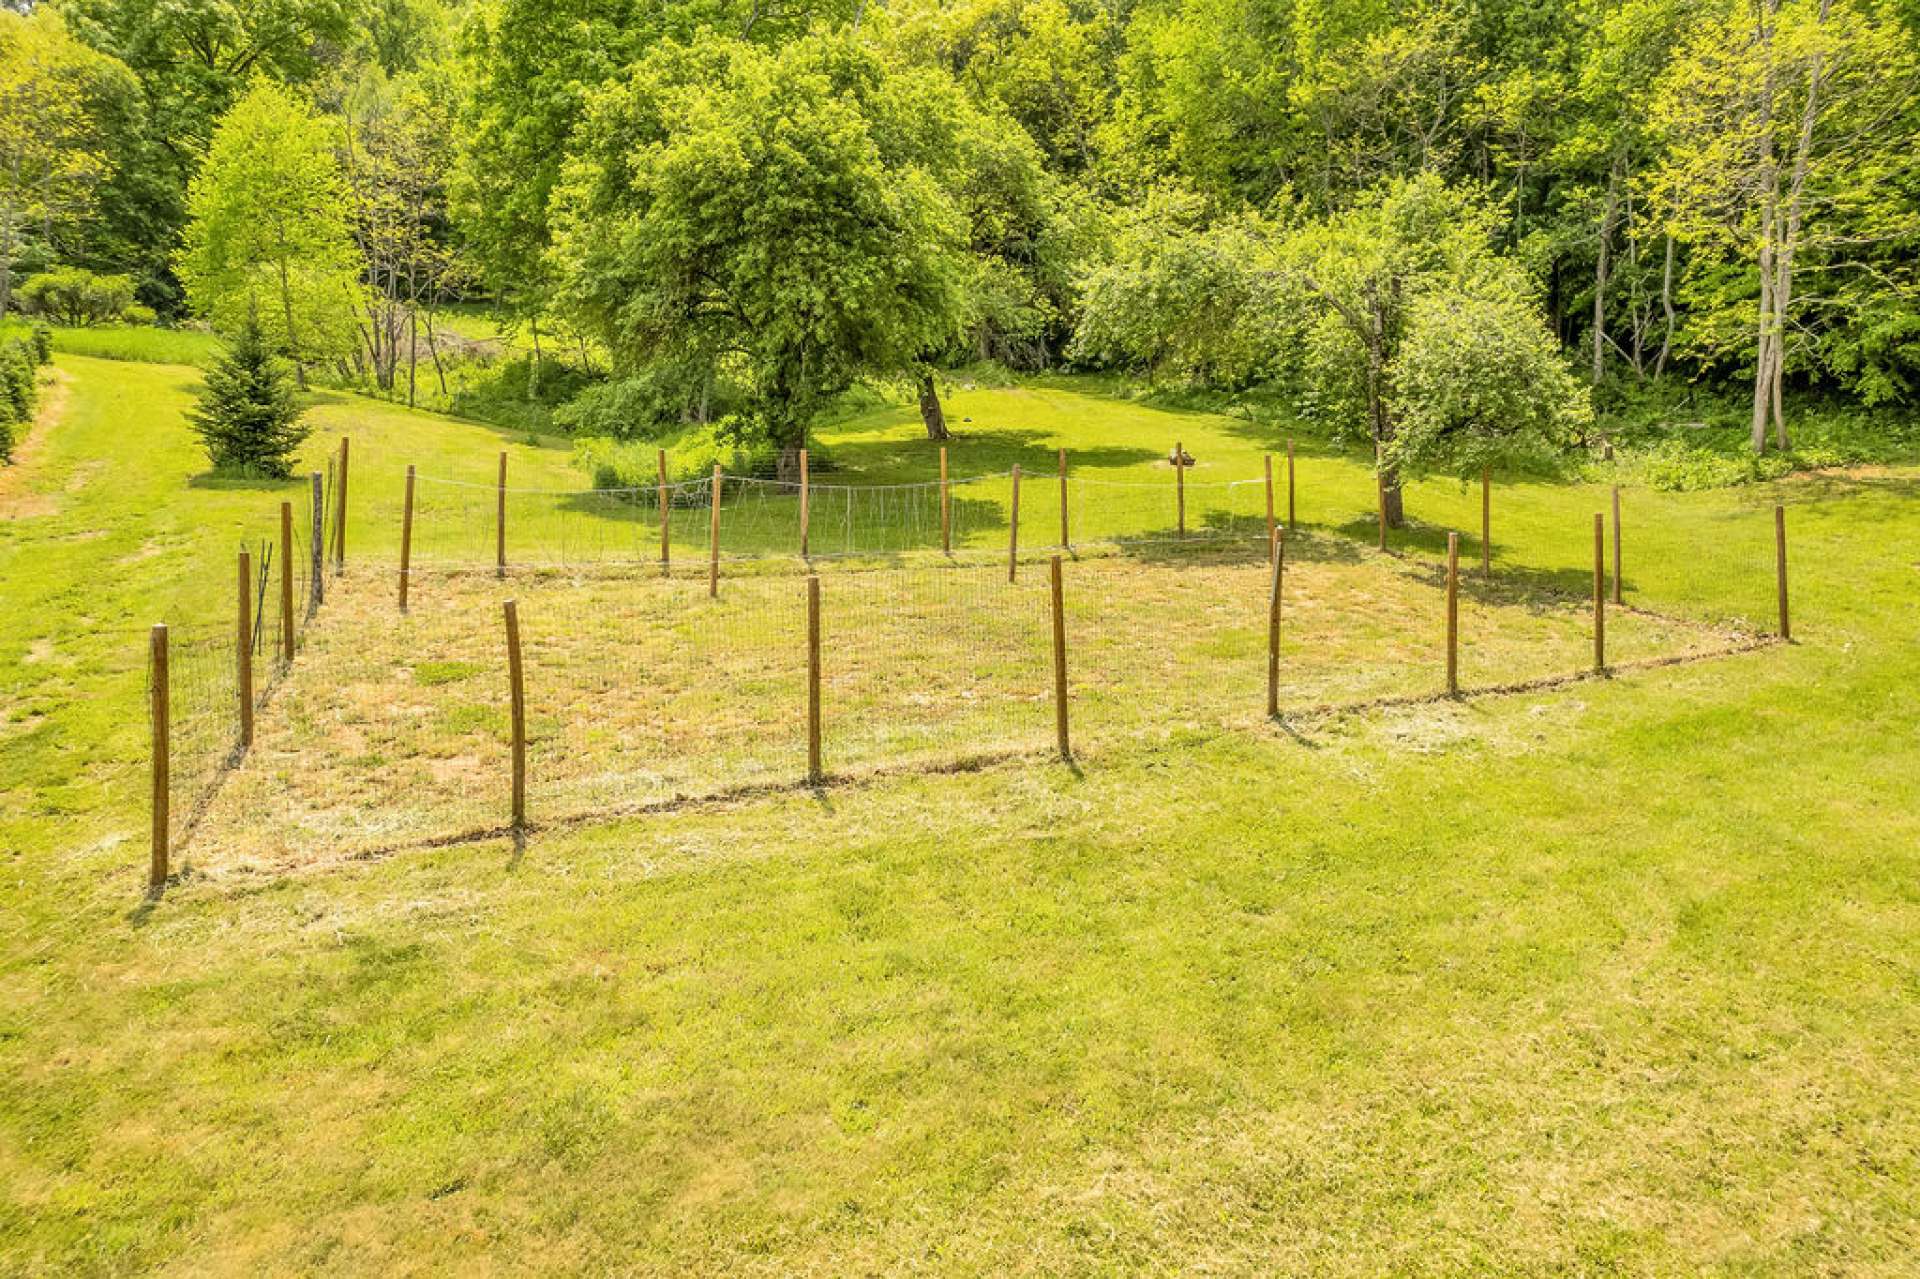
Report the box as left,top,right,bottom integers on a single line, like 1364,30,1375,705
4,354,1919,1272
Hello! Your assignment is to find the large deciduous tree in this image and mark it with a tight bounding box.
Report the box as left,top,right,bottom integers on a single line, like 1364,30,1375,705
550,35,970,475
178,80,362,385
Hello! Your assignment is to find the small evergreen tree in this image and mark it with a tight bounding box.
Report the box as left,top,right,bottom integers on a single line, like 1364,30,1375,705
0,338,34,464
188,309,309,477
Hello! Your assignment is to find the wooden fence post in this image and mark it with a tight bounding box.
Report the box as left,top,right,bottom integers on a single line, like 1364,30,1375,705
1593,513,1606,672
496,452,508,578
1775,504,1790,640
1058,448,1069,550
398,464,416,612
504,599,526,828
1287,439,1296,530
333,436,349,570
657,449,670,577
807,575,823,783
1175,441,1186,538
1267,531,1285,717
1611,485,1624,605
708,463,723,598
1008,464,1022,582
1264,455,1276,560
279,501,295,663
236,550,254,747
309,472,324,608
799,447,810,559
1446,531,1460,696
1048,556,1070,759
149,623,169,889
940,446,951,555
1481,468,1491,578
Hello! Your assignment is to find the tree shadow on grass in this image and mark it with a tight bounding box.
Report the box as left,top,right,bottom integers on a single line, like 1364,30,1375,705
185,469,315,493
820,427,1163,482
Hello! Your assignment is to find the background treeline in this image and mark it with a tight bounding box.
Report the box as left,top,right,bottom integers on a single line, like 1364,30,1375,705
4,0,1918,498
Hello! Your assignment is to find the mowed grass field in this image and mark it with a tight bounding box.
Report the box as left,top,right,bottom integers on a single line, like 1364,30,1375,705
3,350,1919,1273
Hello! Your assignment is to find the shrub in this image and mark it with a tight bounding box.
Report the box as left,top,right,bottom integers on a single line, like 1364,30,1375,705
17,267,139,327
0,338,36,422
187,311,309,477
573,419,785,490
29,323,53,364
121,304,158,327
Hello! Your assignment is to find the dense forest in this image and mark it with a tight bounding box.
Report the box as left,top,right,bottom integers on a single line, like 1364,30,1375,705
4,0,1918,511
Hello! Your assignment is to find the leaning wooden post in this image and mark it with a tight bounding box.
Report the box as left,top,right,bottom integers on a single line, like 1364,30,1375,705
149,623,169,889
1611,485,1624,605
1267,532,1286,718
1446,531,1460,696
236,550,254,747
333,436,349,570
279,501,295,663
1008,464,1022,582
1479,468,1492,578
1286,439,1296,530
1774,504,1790,640
398,464,416,612
1593,513,1607,672
806,574,823,784
1264,455,1276,560
1175,441,1186,538
503,599,526,828
308,472,325,607
707,463,723,598
799,447,810,560
1057,448,1069,550
657,449,670,577
1049,555,1070,759
496,451,508,579
940,446,952,555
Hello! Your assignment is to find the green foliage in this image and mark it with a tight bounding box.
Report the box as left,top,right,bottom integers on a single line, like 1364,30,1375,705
185,309,310,477
445,354,598,434
28,321,52,363
177,80,362,369
16,266,137,326
573,420,783,488
0,334,36,459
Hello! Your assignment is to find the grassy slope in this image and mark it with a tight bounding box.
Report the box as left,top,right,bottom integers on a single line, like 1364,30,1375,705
2,355,1918,1273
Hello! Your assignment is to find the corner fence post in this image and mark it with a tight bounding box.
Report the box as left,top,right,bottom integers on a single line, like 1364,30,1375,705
149,623,169,889
1612,484,1624,605
1050,555,1070,760
236,550,254,747
308,472,325,608
279,501,295,662
1267,531,1285,717
1775,504,1790,640
707,463,723,598
807,575,823,783
657,449,671,577
398,464,415,612
504,599,526,828
496,451,508,579
1446,531,1460,695
799,447,810,560
1008,464,1021,582
1593,512,1607,672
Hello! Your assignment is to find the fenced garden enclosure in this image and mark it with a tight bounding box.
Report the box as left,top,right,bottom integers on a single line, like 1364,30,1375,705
145,438,1792,882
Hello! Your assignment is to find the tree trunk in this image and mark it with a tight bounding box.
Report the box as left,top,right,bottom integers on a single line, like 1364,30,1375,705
1593,165,1619,385
1749,0,1781,454
775,440,804,483
1770,0,1833,453
423,307,448,397
276,257,307,390
528,313,542,403
1654,234,1677,379
918,371,949,441
407,309,418,408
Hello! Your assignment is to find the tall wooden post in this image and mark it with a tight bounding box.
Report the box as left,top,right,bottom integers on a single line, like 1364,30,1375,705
1286,439,1296,530
1008,464,1022,582
1049,556,1070,759
309,472,324,608
1775,505,1790,640
1593,513,1607,672
1446,532,1460,696
1058,448,1069,550
398,464,416,612
504,600,526,828
940,446,951,555
1481,468,1491,578
708,463,723,598
279,501,295,663
657,449,670,577
149,623,169,889
236,550,254,747
1175,441,1186,538
1264,455,1276,560
333,436,349,569
1267,532,1285,718
1611,485,1624,605
806,575,823,784
799,447,810,559
496,452,508,578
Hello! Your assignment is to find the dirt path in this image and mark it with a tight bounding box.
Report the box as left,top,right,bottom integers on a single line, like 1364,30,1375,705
0,368,70,519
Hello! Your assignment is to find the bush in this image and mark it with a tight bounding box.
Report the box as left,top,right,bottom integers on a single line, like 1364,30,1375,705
121,304,158,327
573,419,785,490
29,323,53,365
187,311,310,477
17,267,139,327
0,338,37,422
446,355,598,434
